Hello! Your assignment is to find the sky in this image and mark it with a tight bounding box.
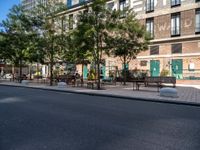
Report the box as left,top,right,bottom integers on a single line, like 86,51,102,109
0,0,20,23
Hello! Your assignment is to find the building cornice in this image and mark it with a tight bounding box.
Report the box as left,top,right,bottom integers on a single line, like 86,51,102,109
137,53,200,60
151,34,200,45
136,3,200,19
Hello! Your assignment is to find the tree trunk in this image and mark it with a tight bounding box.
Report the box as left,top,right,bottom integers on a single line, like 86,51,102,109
123,55,126,85
29,64,32,80
97,58,101,90
50,54,53,86
50,34,54,86
81,62,84,87
19,59,22,83
12,65,15,82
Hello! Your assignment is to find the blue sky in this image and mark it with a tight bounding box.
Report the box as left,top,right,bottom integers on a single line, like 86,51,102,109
0,0,20,22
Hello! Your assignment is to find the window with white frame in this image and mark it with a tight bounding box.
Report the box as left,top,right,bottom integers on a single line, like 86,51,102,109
171,13,180,36
196,9,200,33
171,0,181,7
146,0,154,12
69,14,73,30
119,0,126,17
107,2,114,10
146,18,154,38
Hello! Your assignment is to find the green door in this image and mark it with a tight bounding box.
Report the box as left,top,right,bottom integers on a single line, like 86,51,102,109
83,65,88,79
150,60,160,77
101,65,106,79
172,59,183,79
122,64,129,71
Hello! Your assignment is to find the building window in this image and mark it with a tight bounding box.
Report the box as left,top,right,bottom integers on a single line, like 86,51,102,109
140,61,148,66
172,43,182,54
171,0,181,7
150,45,159,55
119,0,126,17
107,2,114,10
171,13,180,37
196,9,200,34
69,14,73,30
67,0,72,8
146,18,154,38
146,0,154,13
79,0,85,4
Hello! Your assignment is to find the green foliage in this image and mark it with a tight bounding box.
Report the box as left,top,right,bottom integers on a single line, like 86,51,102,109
88,69,96,80
109,70,115,78
160,69,169,77
105,8,151,84
0,4,44,81
30,1,67,85
106,9,150,62
71,0,113,89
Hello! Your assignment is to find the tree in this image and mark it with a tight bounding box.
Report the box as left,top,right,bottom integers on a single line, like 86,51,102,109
73,0,111,89
31,0,67,86
66,12,93,84
106,9,151,85
0,5,41,82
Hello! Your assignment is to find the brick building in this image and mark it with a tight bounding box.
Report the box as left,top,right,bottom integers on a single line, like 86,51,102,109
133,0,200,79
20,0,200,79
21,0,67,10
59,0,200,79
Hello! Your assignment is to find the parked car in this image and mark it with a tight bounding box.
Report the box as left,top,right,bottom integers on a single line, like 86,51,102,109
3,73,12,79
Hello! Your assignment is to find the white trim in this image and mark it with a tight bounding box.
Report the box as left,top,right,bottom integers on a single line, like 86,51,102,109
136,3,199,19
151,35,200,43
137,53,200,59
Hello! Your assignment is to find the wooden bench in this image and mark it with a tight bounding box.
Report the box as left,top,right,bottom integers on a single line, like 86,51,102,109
132,80,146,90
87,81,95,89
146,77,176,91
159,77,176,88
101,78,116,86
76,79,84,87
133,77,176,92
145,77,176,87
144,77,161,92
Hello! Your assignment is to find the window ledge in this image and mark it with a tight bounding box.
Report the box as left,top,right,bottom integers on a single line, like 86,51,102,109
171,34,181,37
171,4,181,8
146,10,154,13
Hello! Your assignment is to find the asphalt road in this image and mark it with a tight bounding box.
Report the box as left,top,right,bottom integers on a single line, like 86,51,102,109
0,86,200,150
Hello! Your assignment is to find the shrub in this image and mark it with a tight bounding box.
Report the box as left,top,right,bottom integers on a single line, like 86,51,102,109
160,69,169,77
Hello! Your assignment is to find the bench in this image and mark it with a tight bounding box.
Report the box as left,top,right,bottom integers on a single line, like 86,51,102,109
76,79,84,87
144,77,161,92
133,77,176,92
87,81,95,89
145,77,176,87
101,78,116,86
146,77,176,91
159,77,176,88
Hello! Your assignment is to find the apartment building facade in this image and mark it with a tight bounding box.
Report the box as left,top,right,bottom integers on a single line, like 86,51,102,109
22,0,200,79
21,0,67,10
21,0,47,10
133,0,200,79
63,0,200,79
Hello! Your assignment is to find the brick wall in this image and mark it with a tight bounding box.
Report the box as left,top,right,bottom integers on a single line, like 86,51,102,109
154,14,171,39
183,41,200,53
181,9,195,36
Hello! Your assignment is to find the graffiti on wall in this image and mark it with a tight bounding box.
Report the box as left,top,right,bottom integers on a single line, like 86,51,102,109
157,19,193,32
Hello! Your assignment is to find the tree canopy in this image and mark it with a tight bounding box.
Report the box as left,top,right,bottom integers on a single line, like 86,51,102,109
0,4,42,80
106,9,151,84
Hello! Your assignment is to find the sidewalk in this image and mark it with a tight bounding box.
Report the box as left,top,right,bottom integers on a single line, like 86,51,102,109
0,80,200,105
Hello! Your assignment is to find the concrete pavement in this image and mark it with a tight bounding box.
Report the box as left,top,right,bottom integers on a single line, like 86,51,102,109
0,80,200,105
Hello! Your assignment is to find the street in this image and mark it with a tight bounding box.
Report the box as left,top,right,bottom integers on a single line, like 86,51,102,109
0,86,200,150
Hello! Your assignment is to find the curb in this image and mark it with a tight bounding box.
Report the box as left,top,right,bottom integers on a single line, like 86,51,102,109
0,83,200,107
